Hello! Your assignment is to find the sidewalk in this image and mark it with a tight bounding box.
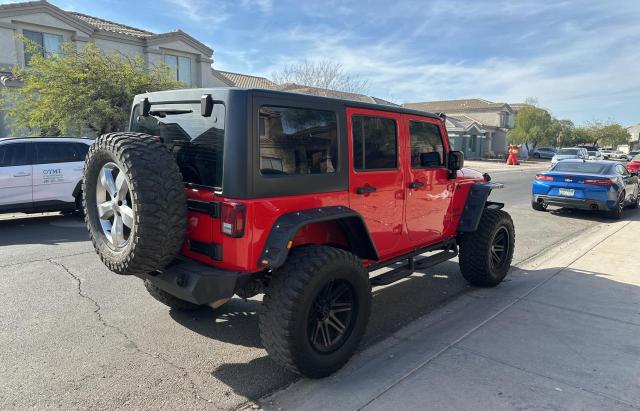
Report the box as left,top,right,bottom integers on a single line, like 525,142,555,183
260,217,640,410
464,159,550,173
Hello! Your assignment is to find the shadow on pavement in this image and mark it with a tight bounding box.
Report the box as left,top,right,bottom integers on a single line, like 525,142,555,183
547,205,639,223
0,213,89,246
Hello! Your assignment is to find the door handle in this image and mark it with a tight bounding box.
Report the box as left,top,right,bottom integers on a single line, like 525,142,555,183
13,172,31,177
356,186,377,195
408,181,425,189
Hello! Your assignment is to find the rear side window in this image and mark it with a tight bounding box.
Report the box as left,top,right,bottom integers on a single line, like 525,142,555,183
352,116,397,171
409,121,445,167
259,106,338,175
0,143,29,167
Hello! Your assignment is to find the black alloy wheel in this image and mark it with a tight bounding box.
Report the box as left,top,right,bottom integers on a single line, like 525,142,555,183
308,279,356,353
489,226,511,273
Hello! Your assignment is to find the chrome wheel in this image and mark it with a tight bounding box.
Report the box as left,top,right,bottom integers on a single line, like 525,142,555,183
96,162,134,248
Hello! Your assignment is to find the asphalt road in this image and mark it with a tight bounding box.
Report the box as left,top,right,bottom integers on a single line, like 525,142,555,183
0,166,627,410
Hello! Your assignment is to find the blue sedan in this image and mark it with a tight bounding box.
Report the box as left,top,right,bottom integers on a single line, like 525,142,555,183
532,159,640,219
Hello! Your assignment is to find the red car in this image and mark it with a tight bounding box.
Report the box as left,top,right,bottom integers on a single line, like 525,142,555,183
627,154,640,173
82,88,514,378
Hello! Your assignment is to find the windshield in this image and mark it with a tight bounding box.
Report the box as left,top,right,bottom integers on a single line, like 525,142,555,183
131,102,225,188
552,162,611,174
558,149,579,155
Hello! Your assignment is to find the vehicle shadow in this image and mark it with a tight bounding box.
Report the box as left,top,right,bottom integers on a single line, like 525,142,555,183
169,298,263,349
0,213,89,246
547,205,640,223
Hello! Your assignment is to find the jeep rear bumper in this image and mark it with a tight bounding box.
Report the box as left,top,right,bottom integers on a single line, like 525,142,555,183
140,258,249,305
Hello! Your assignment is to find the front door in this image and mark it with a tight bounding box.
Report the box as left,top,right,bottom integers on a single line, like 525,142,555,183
0,142,33,208
347,108,406,258
403,115,452,245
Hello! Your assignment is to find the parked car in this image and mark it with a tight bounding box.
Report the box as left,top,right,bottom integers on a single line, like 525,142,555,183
609,150,627,160
587,150,604,160
551,147,589,165
627,155,640,173
532,159,639,218
532,147,556,159
0,136,93,214
600,149,613,159
82,88,515,378
624,151,639,161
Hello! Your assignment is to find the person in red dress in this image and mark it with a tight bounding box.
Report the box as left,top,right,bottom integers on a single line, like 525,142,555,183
507,144,520,165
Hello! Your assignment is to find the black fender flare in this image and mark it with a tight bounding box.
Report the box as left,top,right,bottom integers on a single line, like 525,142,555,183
457,182,505,232
257,206,379,270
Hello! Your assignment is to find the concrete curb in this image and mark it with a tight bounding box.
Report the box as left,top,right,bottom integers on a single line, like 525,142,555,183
258,218,633,411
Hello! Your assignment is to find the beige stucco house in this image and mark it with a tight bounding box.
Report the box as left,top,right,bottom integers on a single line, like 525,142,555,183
0,0,228,137
625,124,640,151
402,99,515,159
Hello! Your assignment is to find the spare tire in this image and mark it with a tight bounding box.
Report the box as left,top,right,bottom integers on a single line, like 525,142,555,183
83,132,187,276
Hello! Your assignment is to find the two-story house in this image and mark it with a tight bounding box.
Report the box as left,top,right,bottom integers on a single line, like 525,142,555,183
402,99,515,159
0,0,228,137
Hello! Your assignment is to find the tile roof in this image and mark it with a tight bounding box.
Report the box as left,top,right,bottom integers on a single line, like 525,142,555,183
276,83,399,106
212,70,277,89
69,12,154,38
403,99,509,112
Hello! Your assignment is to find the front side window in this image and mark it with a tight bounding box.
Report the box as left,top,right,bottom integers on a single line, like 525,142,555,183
0,143,29,167
23,30,62,65
34,142,83,164
352,116,397,171
409,121,445,167
163,54,192,85
259,106,338,175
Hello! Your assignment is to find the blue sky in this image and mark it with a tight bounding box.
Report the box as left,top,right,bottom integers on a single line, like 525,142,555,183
8,0,640,124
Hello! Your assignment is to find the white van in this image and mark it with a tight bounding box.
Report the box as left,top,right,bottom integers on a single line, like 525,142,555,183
0,137,93,214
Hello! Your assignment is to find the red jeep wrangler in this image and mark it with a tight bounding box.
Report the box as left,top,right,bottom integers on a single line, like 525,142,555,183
83,88,514,378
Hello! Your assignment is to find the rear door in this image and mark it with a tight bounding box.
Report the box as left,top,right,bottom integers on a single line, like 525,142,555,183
32,142,86,204
617,164,635,201
402,115,452,245
347,107,406,257
0,142,33,208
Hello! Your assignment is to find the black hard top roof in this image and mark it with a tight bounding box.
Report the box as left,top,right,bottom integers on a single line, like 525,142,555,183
134,87,444,120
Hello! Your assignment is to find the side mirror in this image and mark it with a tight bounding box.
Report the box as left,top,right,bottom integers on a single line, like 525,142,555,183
419,152,441,167
448,150,464,171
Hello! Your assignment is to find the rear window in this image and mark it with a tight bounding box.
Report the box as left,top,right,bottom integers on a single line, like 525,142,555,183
131,103,225,188
558,149,579,155
552,162,611,174
259,106,338,175
633,154,640,162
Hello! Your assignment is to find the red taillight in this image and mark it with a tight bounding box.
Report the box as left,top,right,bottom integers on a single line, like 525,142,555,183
535,174,554,181
583,179,612,186
220,202,245,237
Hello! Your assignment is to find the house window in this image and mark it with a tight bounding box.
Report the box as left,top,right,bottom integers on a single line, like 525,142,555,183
500,112,510,128
23,30,63,65
163,54,192,85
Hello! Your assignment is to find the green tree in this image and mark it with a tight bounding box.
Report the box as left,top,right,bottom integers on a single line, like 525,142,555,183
550,118,574,147
508,104,554,156
1,40,183,136
593,122,630,148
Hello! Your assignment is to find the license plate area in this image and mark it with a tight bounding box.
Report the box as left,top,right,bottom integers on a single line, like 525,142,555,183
559,188,575,197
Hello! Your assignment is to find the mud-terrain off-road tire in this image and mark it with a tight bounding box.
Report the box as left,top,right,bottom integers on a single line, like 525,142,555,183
260,245,371,378
459,209,515,287
144,280,201,311
83,132,187,276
